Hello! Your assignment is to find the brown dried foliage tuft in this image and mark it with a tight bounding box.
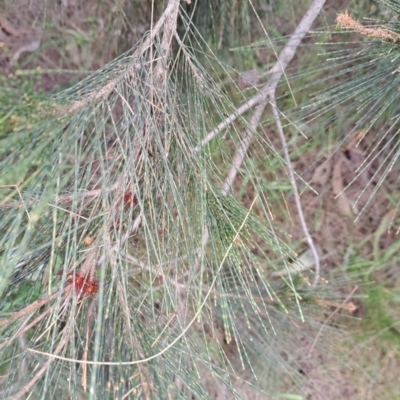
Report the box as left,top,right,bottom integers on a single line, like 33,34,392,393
336,11,400,43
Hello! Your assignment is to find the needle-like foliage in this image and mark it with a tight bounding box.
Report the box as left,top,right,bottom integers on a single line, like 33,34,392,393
0,2,316,399
0,1,347,399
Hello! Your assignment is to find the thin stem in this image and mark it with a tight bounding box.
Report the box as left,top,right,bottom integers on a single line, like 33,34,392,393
155,0,180,83
221,103,266,195
270,96,321,286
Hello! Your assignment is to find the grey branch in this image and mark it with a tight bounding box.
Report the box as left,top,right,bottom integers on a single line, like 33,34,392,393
155,0,180,83
196,0,327,151
222,0,327,284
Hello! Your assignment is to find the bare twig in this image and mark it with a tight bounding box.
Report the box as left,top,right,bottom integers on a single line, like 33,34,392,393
270,97,320,286
195,0,327,152
193,0,327,282
193,90,266,153
155,0,180,83
221,0,326,285
221,103,266,195
223,0,327,192
264,0,327,285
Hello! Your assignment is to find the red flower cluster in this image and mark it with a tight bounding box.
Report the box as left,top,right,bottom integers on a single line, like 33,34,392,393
67,273,99,297
58,270,99,297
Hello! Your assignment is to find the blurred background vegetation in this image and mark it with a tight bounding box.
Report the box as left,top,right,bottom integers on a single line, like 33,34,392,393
1,0,400,399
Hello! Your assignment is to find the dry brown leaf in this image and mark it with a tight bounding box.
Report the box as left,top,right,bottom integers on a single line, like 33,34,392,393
332,157,353,217
0,16,21,37
315,297,357,313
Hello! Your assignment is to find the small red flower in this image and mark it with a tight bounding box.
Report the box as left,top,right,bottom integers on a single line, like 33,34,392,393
123,192,138,207
82,279,99,296
65,272,99,298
